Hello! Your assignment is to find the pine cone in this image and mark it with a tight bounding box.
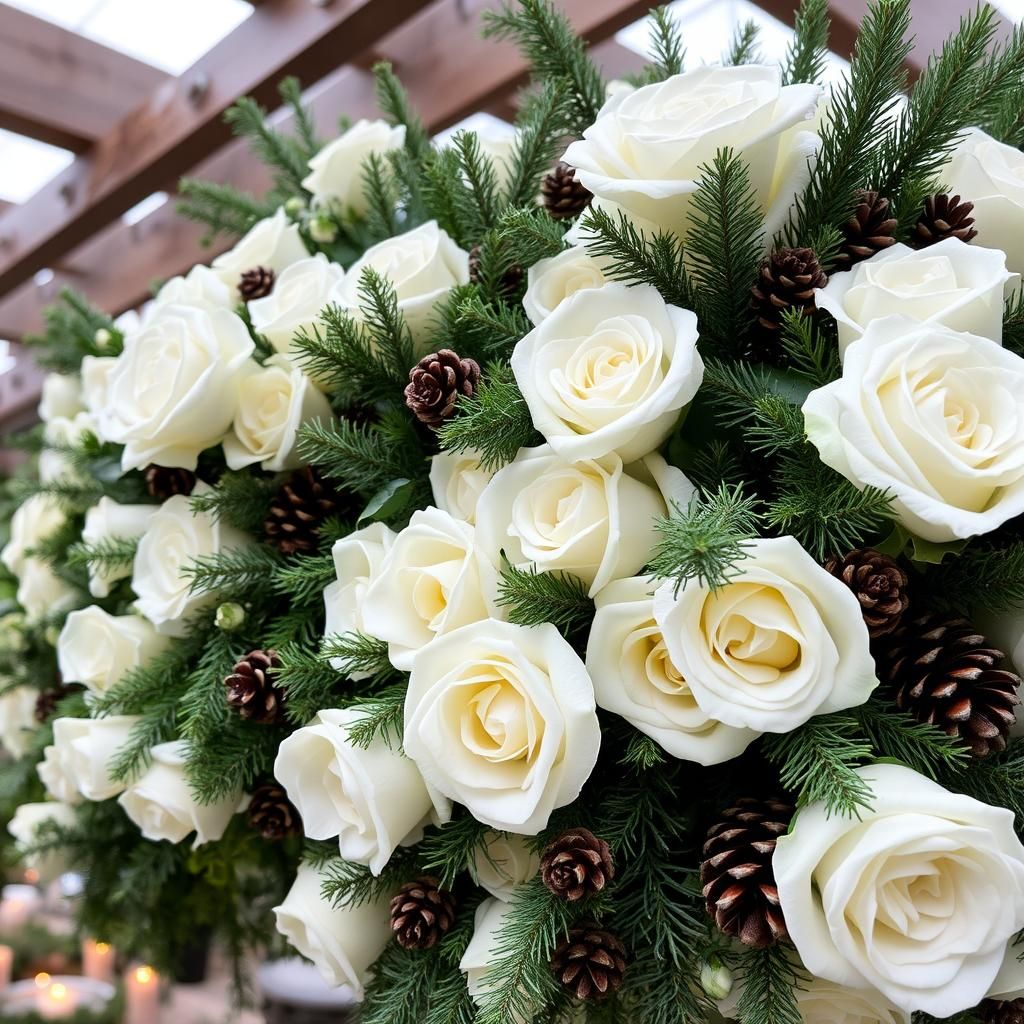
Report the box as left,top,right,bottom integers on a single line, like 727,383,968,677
824,548,909,639
542,161,593,220
912,193,978,249
239,266,275,301
144,464,196,501
751,247,828,334
700,797,794,948
248,783,302,840
551,925,627,1002
404,350,481,429
224,649,286,725
34,683,77,724
877,614,1022,757
468,244,525,297
263,467,347,556
390,876,457,950
980,998,1024,1024
541,828,615,902
836,190,898,270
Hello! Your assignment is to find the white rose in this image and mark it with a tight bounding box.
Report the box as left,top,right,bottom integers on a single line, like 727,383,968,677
248,253,346,356
17,559,77,622
273,862,391,997
460,899,516,1006
37,743,83,805
512,282,703,462
429,449,496,525
475,445,693,598
986,941,1024,1001
81,498,156,598
303,120,406,217
588,575,758,763
80,356,117,427
340,221,469,347
362,507,494,671
803,315,1024,542
405,618,601,834
652,536,875,733
794,977,910,1024
563,65,821,237
814,239,1015,355
38,373,83,422
101,304,255,471
522,245,609,325
132,490,250,637
0,686,39,759
275,707,450,875
49,716,140,802
774,763,1024,1015
1,494,65,577
38,411,99,484
148,264,232,319
118,740,240,848
8,802,78,883
322,523,395,678
57,606,169,696
943,127,1024,276
211,208,309,293
223,355,333,471
470,832,540,902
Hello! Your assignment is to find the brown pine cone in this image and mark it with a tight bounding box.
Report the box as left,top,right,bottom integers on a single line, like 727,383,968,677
700,796,794,948
824,548,909,639
551,925,627,1002
263,467,347,556
542,161,593,220
239,266,275,301
835,189,898,270
751,247,828,333
404,350,481,429
540,828,615,902
34,683,77,724
912,193,978,249
876,613,1021,757
224,649,286,724
144,464,196,501
390,876,457,950
468,244,525,297
248,783,302,840
980,998,1024,1024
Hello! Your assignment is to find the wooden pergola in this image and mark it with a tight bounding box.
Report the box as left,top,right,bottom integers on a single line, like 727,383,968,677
0,0,999,432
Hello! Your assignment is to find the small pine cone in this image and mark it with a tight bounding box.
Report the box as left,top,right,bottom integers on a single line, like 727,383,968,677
263,467,347,556
144,464,196,501
224,649,286,724
542,161,593,220
824,548,909,639
248,783,302,840
540,828,615,902
980,998,1024,1024
876,613,1022,757
912,193,978,249
700,797,794,948
468,244,525,297
390,877,457,950
404,350,481,429
239,265,275,301
835,189,898,269
34,683,77,724
551,925,627,1002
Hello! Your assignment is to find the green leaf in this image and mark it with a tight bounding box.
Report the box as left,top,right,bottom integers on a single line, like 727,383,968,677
359,478,416,525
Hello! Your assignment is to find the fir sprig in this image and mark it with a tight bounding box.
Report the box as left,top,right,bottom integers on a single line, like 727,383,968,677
734,946,805,1024
782,0,830,85
726,21,761,67
496,207,568,269
648,6,686,79
189,472,280,535
496,562,594,640
65,536,138,577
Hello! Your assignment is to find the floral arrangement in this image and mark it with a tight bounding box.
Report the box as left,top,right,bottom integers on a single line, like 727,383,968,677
3,1,1024,1022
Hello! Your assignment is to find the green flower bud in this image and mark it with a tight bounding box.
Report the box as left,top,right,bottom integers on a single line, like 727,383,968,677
308,213,339,245
94,327,113,350
215,602,246,631
700,957,733,1001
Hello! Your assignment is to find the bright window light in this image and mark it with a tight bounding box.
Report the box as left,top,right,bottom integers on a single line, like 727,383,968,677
992,0,1024,21
433,112,516,147
0,129,75,204
121,191,169,226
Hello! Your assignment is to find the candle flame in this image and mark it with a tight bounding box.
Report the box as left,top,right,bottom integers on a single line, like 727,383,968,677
94,941,110,954
51,983,68,1002
23,869,39,885
135,966,155,985
34,973,51,989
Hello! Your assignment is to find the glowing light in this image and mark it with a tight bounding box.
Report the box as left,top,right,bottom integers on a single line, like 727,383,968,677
134,966,155,985
34,973,51,989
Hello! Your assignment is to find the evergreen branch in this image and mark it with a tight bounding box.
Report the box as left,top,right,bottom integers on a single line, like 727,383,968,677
782,0,830,85
648,6,686,78
417,812,492,889
504,82,566,209
321,632,394,682
189,472,280,535
925,539,1024,614
496,207,567,269
65,536,138,576
272,552,338,606
275,641,346,726
361,152,401,240
278,76,320,158
496,561,594,640
24,288,119,373
358,268,417,377
450,130,503,243
726,21,761,67
373,62,431,165
854,697,969,780
176,179,271,244
184,546,284,599
322,847,418,911
735,946,805,1024
345,685,408,749
359,938,443,1024
620,730,667,772
1005,288,1024,359
945,738,1024,827
779,309,841,386
452,291,531,361
224,96,309,196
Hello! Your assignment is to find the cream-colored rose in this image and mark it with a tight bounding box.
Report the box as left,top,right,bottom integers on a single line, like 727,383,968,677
429,449,496,525
38,411,99,484
1,494,65,578
522,245,609,325
470,832,540,902
775,763,1024,1015
223,355,332,471
211,208,309,293
803,315,1024,542
405,618,601,834
339,221,470,347
512,282,703,462
17,559,77,622
248,253,346,357
303,120,406,218
588,575,758,763
275,707,450,875
0,686,38,759
49,716,140,802
38,373,83,422
118,740,240,848
273,862,391,997
58,606,169,696
37,742,83,805
815,239,1015,355
795,976,910,1024
943,127,1024,276
653,536,876,733
80,356,117,421
81,498,156,598
8,802,78,883
460,899,516,1006
132,490,250,636
563,65,820,237
475,445,693,598
362,507,494,670
101,304,255,471
148,264,232,319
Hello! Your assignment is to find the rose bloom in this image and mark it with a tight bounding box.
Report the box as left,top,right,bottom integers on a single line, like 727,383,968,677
803,315,1024,542
429,449,496,525
38,372,83,422
47,716,140,802
461,899,516,1005
774,763,1024,1015
522,245,609,325
81,498,156,598
1,493,64,578
0,686,38,759
563,65,820,237
17,559,77,623
211,208,309,293
8,802,78,883
81,356,117,421
147,264,232,320
814,239,1014,355
470,832,540,902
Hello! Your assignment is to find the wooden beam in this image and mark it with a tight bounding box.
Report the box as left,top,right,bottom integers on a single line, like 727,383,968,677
0,3,168,151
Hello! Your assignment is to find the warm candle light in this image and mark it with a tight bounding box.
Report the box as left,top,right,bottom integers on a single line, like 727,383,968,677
35,976,78,1019
0,945,12,990
0,885,41,931
34,973,51,988
81,939,116,983
135,967,154,985
125,964,160,1024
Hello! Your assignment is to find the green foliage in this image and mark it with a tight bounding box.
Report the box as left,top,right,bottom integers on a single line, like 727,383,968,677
778,309,841,386
1004,287,1024,358
184,545,284,601
177,178,272,243
647,6,686,79
417,812,492,889
782,0,830,85
24,289,119,374
189,471,280,534
65,536,138,577
321,632,395,683
278,75,320,158
734,945,805,1024
361,151,402,241
496,561,594,640
504,82,566,209
374,62,431,165
925,539,1024,614
725,21,761,67
224,91,309,198
946,738,1024,827
345,685,408,749
446,291,532,362
497,207,568,269
854,698,970,780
